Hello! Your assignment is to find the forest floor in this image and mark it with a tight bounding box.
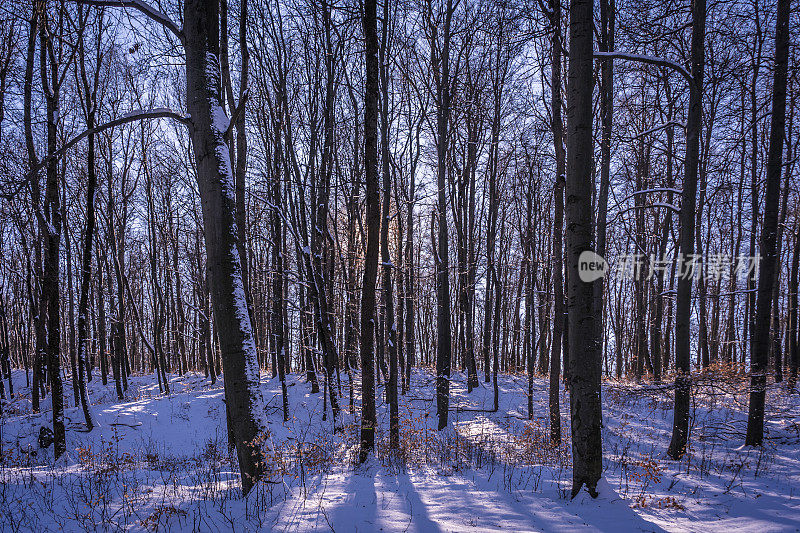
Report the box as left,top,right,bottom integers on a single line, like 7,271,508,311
1,365,799,532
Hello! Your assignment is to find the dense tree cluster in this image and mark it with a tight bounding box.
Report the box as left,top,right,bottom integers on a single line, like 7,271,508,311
0,0,796,496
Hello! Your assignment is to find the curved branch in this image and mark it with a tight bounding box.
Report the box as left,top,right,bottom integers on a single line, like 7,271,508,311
65,108,189,158
594,51,692,85
4,109,188,201
632,121,687,139
73,0,184,44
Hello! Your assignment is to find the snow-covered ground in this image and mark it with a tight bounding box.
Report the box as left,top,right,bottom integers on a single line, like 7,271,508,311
1,366,798,532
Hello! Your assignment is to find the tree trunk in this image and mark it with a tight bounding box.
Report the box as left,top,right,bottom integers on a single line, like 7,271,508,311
746,0,789,446
72,8,100,428
565,0,602,497
434,0,454,431
380,0,399,449
668,0,706,460
184,0,268,494
770,112,793,382
405,131,417,391
359,0,379,462
39,3,66,459
271,102,289,422
595,0,614,369
547,0,565,446
788,229,799,389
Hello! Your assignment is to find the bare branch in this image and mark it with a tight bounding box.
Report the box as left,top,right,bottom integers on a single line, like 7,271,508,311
594,51,692,84
632,121,687,139
73,0,184,43
4,109,188,201
225,90,249,142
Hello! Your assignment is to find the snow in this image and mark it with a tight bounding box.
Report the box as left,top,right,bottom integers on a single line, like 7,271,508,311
651,202,681,212
630,188,683,196
594,51,693,84
210,105,230,134
1,368,798,532
105,0,183,41
120,107,175,120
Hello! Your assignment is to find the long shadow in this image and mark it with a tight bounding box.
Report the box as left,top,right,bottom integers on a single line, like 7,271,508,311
559,488,669,532
325,467,377,532
382,469,441,532
323,466,443,532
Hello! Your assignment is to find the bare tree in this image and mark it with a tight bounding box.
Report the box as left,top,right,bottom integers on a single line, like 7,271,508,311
667,0,706,461
746,0,790,446
360,0,380,462
565,0,602,497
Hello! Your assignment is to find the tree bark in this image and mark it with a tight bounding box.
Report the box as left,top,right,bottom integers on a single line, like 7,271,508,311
434,0,454,431
547,0,565,447
746,0,789,446
73,6,102,428
668,0,706,460
380,0,399,450
565,0,602,497
595,0,614,369
360,0,379,462
184,0,268,493
788,229,799,389
39,2,66,459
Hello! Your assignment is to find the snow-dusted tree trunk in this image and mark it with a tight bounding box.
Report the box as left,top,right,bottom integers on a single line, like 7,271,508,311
39,1,66,459
73,5,102,429
404,121,417,392
23,4,45,415
184,0,267,494
379,0,399,449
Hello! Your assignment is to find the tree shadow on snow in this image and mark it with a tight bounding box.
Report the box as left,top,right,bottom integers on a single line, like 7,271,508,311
326,466,441,532
559,478,668,532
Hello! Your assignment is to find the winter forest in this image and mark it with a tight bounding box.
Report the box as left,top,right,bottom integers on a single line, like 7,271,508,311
0,0,798,530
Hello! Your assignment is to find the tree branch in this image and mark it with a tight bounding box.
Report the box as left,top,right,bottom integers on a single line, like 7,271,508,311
594,51,692,85
632,121,686,139
4,109,188,201
225,90,249,142
73,0,184,44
